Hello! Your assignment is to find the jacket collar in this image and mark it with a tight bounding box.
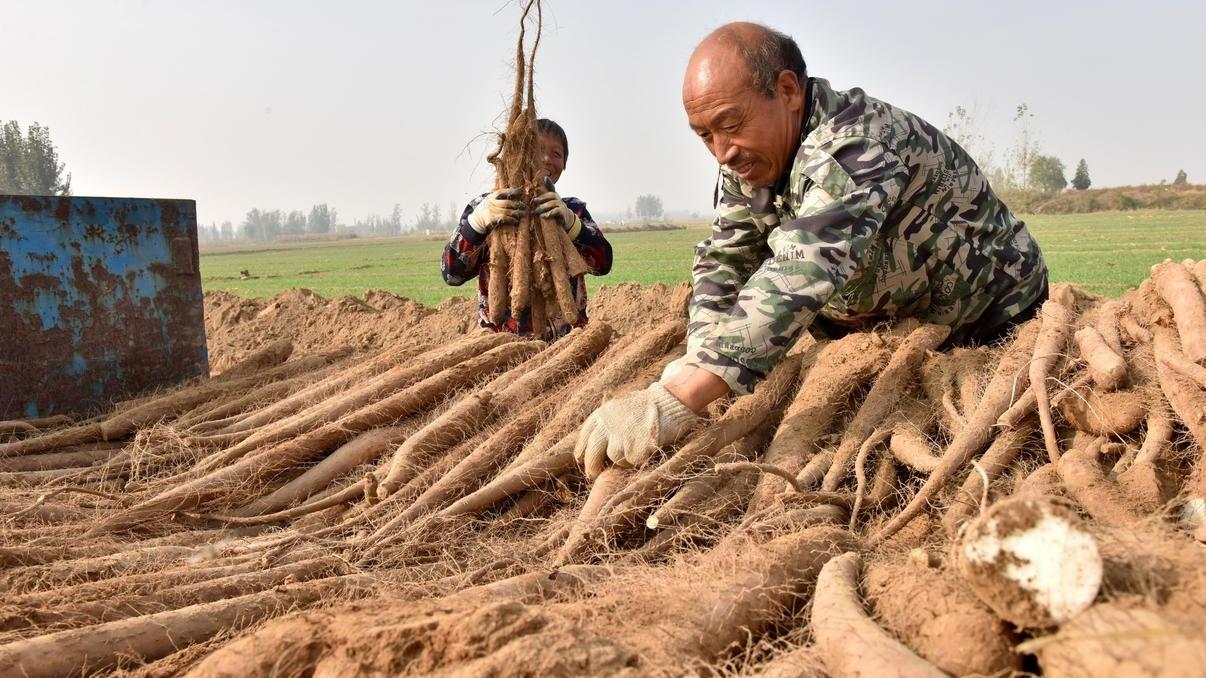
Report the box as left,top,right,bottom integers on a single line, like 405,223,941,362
774,77,840,209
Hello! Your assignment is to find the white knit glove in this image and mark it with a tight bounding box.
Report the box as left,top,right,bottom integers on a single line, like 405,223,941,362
467,188,527,234
532,177,582,238
574,382,699,481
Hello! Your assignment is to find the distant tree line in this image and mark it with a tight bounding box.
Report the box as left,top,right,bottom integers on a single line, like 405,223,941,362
198,201,465,243
943,103,1075,196
943,104,1192,201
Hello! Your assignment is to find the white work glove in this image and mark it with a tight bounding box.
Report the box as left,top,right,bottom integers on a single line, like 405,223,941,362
531,177,582,238
574,382,699,481
467,188,527,234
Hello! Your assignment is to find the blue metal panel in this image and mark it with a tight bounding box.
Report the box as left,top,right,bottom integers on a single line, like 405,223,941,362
0,195,208,418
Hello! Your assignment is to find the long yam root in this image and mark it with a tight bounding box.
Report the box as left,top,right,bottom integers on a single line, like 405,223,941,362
0,571,380,678
85,341,541,536
1030,299,1075,463
872,319,1040,546
811,552,946,678
822,324,949,491
1056,438,1142,528
205,333,518,472
1030,602,1206,677
1074,325,1127,390
752,334,891,508
555,466,631,564
941,424,1032,536
1151,259,1206,362
1150,323,1206,450
231,424,415,517
889,428,942,474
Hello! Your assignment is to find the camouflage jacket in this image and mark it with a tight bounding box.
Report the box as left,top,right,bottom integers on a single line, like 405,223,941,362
688,77,1047,394
441,194,613,337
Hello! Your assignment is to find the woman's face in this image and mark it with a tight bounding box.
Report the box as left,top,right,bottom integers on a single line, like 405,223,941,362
540,131,567,185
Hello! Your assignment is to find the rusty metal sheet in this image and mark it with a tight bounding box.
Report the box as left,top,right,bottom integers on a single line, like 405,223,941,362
0,195,208,418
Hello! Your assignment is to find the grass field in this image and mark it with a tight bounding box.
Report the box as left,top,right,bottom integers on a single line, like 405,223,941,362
200,209,1206,305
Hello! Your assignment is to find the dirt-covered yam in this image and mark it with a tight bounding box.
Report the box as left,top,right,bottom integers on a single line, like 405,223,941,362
1032,602,1206,678
1074,325,1128,390
865,556,1015,676
1057,388,1146,436
1152,260,1206,363
811,552,945,678
954,495,1102,629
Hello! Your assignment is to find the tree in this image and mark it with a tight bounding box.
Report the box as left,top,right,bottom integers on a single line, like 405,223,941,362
350,214,378,236
262,209,283,240
283,210,306,236
414,203,441,232
1029,155,1067,194
240,208,265,241
307,204,333,234
1002,104,1039,191
448,201,459,229
634,194,664,220
220,221,234,240
386,204,403,235
1174,169,1188,186
943,105,995,173
1071,159,1091,191
0,121,72,195
238,209,283,241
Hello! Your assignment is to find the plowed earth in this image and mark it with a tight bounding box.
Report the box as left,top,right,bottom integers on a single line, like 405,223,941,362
2,268,1205,677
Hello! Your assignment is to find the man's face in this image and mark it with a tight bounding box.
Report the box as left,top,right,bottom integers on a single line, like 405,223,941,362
683,47,804,188
539,131,567,186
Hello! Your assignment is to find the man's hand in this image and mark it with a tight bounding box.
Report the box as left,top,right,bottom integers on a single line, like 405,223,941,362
467,188,527,234
532,177,582,237
574,382,698,480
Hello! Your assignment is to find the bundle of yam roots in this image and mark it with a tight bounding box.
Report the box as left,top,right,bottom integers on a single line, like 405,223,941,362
484,0,590,331
1,260,1204,677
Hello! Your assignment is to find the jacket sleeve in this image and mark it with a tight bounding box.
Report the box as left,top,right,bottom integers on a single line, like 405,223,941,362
441,196,488,286
564,198,612,276
686,168,774,357
688,137,908,394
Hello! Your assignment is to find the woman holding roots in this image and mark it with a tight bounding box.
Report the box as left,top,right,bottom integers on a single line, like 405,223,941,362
442,118,613,338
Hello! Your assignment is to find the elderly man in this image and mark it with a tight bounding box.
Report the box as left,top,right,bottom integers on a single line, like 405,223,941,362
574,22,1047,479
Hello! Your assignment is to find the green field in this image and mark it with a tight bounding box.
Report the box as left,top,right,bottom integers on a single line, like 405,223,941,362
200,210,1206,305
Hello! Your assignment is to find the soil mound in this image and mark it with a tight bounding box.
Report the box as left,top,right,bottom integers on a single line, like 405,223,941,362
203,283,691,373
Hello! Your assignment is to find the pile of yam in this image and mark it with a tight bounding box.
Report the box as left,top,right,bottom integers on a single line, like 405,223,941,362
1,259,1204,677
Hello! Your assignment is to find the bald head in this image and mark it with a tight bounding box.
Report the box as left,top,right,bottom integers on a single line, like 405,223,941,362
682,22,808,188
685,22,807,99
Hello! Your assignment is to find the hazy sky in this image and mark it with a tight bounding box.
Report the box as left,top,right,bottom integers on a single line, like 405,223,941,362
7,1,1205,226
